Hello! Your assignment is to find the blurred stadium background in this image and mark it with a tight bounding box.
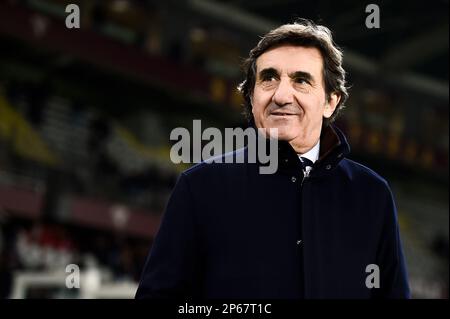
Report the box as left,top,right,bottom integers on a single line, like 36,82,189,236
0,0,448,299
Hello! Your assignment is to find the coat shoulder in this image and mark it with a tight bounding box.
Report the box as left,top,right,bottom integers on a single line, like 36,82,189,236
180,147,248,180
339,158,391,191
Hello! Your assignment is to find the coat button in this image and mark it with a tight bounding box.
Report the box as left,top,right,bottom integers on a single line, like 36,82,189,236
296,240,302,245
325,164,332,170
291,176,297,183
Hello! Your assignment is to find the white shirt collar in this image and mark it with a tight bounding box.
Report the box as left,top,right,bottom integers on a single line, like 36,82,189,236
298,139,320,164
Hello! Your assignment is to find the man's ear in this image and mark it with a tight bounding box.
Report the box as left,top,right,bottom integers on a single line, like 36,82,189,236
323,92,341,118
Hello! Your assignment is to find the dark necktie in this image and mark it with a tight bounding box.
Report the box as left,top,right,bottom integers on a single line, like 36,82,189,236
299,157,314,170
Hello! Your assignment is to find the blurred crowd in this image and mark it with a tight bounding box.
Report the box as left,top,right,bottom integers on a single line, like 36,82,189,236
0,215,151,298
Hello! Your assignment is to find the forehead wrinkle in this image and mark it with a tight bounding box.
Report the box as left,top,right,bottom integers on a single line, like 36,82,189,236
256,45,323,80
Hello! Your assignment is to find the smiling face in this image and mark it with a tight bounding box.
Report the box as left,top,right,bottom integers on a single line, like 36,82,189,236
251,45,340,153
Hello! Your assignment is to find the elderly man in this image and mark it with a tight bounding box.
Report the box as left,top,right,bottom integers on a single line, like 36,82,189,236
136,20,410,299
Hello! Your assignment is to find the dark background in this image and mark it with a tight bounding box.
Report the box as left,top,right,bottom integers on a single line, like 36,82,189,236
0,0,448,298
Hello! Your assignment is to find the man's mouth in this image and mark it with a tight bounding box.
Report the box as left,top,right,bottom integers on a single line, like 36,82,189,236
270,111,297,116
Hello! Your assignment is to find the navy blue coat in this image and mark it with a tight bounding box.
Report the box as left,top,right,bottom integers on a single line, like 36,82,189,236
135,125,410,299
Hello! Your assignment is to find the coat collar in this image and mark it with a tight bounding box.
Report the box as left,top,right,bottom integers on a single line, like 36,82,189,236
313,124,351,177
255,124,351,176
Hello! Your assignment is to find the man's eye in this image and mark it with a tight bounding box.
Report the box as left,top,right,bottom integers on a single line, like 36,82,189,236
294,78,308,84
261,76,277,82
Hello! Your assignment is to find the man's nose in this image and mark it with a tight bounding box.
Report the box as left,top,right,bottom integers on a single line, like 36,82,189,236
272,78,294,106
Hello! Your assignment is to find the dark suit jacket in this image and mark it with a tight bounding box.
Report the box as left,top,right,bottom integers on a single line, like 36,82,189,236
135,124,410,299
